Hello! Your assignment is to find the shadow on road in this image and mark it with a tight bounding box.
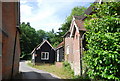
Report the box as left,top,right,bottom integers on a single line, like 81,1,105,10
14,71,59,79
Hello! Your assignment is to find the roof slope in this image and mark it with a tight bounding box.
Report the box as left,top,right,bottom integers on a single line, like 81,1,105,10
31,40,55,54
56,41,64,49
74,19,86,31
74,16,86,31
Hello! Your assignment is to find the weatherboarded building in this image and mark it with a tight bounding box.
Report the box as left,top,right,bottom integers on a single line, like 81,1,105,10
56,41,64,62
31,40,55,64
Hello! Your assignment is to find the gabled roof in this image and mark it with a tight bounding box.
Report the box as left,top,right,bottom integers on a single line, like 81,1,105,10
73,16,87,31
62,30,70,37
63,0,102,38
31,40,55,54
81,0,102,20
74,15,83,20
74,19,86,31
56,41,64,49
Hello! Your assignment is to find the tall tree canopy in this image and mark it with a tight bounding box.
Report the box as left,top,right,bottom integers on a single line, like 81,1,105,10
20,23,57,59
84,2,120,80
37,29,47,43
20,22,39,59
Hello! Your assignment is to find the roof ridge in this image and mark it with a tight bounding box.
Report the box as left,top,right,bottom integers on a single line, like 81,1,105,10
31,40,55,54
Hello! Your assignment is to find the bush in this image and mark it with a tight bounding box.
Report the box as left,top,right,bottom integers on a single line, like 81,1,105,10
63,61,71,69
63,61,74,75
84,2,120,80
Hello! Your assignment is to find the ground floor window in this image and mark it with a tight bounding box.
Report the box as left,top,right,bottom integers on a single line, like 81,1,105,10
41,52,49,60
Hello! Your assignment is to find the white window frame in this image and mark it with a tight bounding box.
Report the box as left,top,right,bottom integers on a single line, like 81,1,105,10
41,52,49,60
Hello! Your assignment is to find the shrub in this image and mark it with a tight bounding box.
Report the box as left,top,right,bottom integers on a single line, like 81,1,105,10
63,61,74,75
84,2,120,80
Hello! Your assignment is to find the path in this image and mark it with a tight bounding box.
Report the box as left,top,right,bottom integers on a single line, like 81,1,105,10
17,61,60,80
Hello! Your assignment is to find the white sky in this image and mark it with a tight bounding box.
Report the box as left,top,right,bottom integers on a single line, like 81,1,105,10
20,0,93,32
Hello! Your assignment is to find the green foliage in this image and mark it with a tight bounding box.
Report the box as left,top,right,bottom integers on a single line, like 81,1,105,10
52,6,87,47
37,29,47,43
63,61,71,69
46,29,57,47
20,6,87,59
67,6,87,22
20,22,39,60
63,61,74,75
84,2,120,80
72,75,90,80
20,23,57,59
20,23,60,59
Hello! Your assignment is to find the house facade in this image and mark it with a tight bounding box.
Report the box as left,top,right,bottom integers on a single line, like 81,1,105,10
31,40,55,64
0,2,21,80
64,16,86,75
64,31,74,69
56,41,64,62
63,0,99,75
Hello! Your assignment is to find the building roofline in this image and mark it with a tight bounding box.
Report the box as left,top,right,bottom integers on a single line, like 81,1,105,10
31,40,55,54
56,45,64,50
62,30,70,37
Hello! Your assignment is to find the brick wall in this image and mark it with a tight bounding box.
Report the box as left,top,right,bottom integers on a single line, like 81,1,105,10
55,62,63,68
64,37,74,70
2,2,20,79
73,31,81,75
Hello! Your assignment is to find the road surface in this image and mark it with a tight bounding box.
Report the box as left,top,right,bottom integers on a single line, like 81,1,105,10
17,61,60,80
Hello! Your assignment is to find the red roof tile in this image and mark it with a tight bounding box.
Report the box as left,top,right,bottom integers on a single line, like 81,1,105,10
56,41,64,48
74,19,86,31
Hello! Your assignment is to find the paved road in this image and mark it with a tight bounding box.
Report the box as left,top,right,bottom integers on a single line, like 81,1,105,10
18,61,60,80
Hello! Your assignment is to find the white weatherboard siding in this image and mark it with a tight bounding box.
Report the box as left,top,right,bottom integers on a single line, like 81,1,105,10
32,53,34,59
66,45,70,54
57,50,59,62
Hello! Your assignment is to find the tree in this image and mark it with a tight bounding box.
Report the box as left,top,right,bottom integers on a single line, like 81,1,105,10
46,29,58,47
37,29,47,43
20,22,39,59
84,2,120,80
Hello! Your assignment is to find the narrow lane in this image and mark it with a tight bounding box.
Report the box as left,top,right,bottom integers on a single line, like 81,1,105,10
18,61,60,79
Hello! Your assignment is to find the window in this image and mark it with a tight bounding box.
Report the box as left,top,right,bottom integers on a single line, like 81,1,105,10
66,46,69,54
41,52,49,60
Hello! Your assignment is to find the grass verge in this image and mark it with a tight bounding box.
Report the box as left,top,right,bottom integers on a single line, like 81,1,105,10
27,62,74,79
